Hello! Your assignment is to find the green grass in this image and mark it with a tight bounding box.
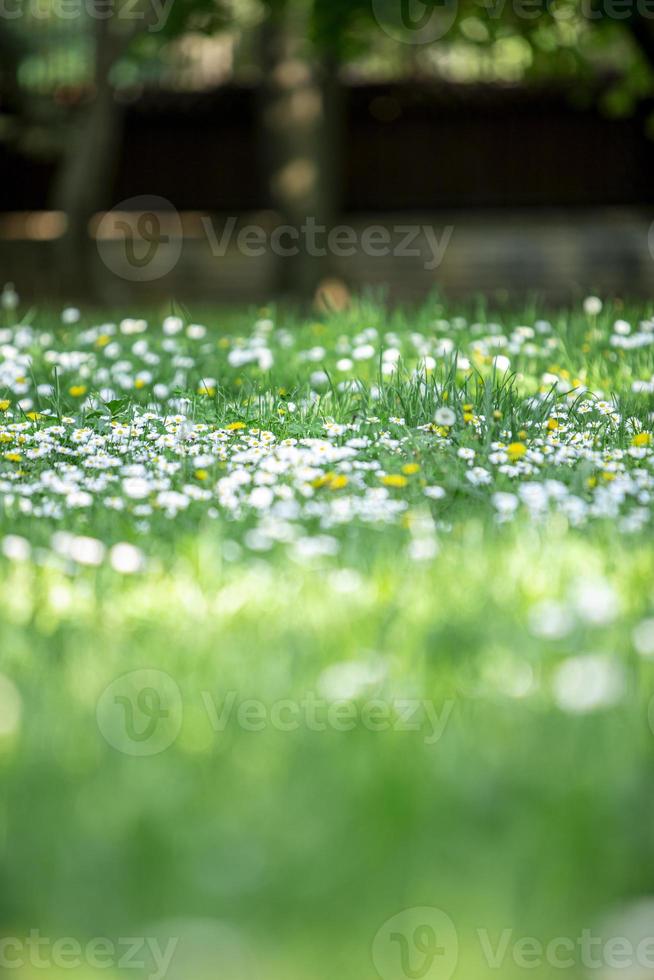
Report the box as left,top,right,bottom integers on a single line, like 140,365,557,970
1,296,654,979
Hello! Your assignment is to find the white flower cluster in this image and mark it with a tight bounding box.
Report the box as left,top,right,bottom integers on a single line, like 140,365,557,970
0,298,652,567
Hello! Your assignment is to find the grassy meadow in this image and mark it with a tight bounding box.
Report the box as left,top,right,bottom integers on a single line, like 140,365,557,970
1,293,654,979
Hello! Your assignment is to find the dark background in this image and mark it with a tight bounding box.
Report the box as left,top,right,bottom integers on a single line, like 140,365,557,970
4,83,654,211
2,1,654,303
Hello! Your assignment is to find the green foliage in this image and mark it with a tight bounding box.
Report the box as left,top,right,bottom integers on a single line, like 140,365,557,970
1,300,654,977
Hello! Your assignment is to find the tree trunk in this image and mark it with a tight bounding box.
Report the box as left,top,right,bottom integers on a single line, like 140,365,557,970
257,2,343,300
51,19,124,300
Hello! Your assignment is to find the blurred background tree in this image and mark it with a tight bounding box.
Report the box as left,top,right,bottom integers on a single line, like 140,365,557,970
1,0,654,296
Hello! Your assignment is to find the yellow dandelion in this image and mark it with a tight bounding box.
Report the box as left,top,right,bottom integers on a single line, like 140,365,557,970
381,474,409,489
68,385,87,398
311,472,348,490
226,422,246,431
632,432,652,448
402,463,421,475
0,400,10,411
507,442,527,462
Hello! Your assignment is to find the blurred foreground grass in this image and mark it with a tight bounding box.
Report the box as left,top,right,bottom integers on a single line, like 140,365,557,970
2,523,654,980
